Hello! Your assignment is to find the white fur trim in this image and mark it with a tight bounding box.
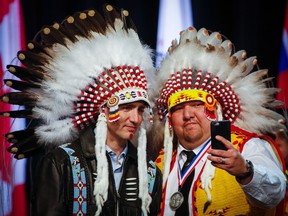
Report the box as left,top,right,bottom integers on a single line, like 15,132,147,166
93,113,109,216
137,126,152,216
200,160,216,204
162,118,173,186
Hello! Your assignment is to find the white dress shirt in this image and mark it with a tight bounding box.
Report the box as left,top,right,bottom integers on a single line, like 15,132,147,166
106,145,128,191
162,137,286,216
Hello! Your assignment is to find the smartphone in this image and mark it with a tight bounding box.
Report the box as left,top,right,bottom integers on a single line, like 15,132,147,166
210,120,231,150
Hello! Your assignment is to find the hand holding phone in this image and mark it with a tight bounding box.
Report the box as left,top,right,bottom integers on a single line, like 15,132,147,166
210,120,231,150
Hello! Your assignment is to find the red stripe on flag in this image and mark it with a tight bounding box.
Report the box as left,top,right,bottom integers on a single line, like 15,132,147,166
0,0,28,215
0,54,12,184
10,182,28,216
277,69,288,107
0,0,12,22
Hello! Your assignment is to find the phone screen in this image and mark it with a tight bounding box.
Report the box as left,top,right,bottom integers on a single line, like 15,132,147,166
210,120,231,150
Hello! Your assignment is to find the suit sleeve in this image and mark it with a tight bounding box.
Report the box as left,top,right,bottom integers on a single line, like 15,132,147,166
32,149,71,216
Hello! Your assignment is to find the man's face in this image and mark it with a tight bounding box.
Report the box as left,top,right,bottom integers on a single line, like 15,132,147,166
105,101,147,144
170,101,212,149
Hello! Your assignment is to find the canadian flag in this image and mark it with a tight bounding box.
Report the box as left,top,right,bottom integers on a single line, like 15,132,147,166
0,0,28,215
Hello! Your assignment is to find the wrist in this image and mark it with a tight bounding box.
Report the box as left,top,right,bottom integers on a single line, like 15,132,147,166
236,160,254,181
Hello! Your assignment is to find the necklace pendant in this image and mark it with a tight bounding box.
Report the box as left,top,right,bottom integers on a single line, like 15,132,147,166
169,191,184,210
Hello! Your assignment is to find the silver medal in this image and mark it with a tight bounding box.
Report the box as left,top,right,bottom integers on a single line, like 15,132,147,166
169,191,184,210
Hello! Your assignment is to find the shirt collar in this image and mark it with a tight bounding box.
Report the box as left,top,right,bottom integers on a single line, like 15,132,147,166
178,137,211,157
106,144,128,157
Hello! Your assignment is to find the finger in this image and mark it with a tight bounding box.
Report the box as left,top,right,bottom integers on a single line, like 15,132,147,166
208,148,227,158
207,154,226,164
220,157,226,164
215,135,233,149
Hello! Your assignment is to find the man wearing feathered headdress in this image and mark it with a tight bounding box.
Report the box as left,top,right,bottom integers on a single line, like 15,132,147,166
152,27,287,215
0,5,162,216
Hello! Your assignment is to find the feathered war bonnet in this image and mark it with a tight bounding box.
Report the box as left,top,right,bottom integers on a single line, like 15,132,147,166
0,5,154,215
153,27,286,187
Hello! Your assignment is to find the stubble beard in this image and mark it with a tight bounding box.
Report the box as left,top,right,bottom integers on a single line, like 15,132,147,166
182,129,204,148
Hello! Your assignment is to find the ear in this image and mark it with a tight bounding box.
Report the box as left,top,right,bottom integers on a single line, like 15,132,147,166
101,105,109,117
